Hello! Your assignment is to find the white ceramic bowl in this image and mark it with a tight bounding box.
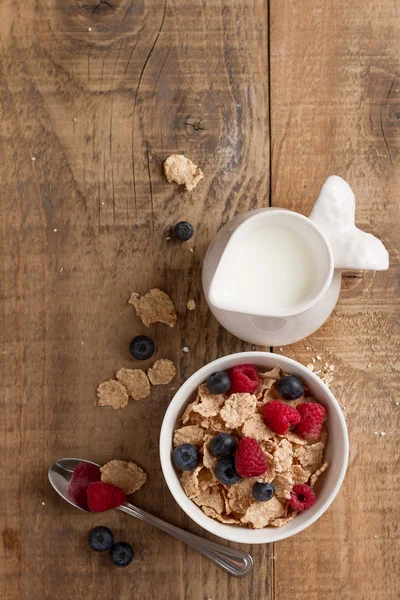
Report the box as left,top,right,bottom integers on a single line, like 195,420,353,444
160,352,348,544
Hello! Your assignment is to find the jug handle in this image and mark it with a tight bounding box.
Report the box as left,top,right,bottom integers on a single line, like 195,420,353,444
308,175,389,271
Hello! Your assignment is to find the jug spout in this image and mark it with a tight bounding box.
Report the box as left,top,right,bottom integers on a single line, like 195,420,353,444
309,176,389,271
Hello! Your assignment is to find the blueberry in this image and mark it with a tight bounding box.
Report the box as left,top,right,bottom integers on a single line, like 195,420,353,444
207,371,231,395
88,526,114,552
215,456,241,485
129,335,155,360
277,375,304,400
252,482,275,502
109,542,134,567
172,444,200,471
173,221,194,242
209,433,237,457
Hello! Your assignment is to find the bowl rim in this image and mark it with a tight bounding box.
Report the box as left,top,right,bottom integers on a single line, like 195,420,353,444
160,351,349,544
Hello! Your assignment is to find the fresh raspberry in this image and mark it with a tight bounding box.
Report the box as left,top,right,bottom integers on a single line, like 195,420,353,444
67,462,101,511
228,364,260,394
87,481,126,512
235,438,267,478
263,400,301,435
295,402,326,439
289,484,316,511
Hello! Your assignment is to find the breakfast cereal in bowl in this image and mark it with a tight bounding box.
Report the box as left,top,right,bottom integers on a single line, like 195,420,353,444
171,364,329,530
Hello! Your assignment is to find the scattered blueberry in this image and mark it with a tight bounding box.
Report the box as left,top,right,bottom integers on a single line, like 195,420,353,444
277,375,304,400
109,542,134,567
129,335,155,360
252,482,275,502
215,456,241,485
209,433,237,457
88,526,114,552
172,444,200,471
207,371,231,395
173,221,194,242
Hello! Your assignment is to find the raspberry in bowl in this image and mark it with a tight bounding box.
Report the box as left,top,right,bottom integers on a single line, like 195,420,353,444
160,352,348,544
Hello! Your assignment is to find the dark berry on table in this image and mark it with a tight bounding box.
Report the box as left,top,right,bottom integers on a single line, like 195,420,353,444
88,526,114,552
252,482,275,502
109,542,134,567
129,335,155,360
209,433,237,457
173,221,194,241
215,456,241,485
172,444,200,471
207,371,231,395
228,364,260,394
277,375,304,400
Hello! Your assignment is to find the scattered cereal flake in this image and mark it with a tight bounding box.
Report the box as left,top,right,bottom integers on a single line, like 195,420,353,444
88,27,92,32
164,154,204,191
270,512,297,527
259,367,281,380
241,497,285,528
148,359,176,385
220,393,257,429
187,298,196,311
310,461,329,487
173,425,205,447
367,362,372,369
306,363,314,371
316,355,321,360
242,413,275,442
274,439,293,473
202,506,243,525
380,431,386,437
41,502,46,506
97,379,129,410
291,464,311,485
116,368,151,401
373,431,379,435
272,473,294,500
180,464,203,498
227,479,254,514
31,156,36,161
100,460,147,495
191,384,225,418
183,346,189,353
129,288,177,328
295,442,325,473
193,485,225,514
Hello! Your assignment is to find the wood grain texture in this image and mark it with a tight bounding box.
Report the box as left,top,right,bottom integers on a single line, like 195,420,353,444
0,1,272,599
270,1,400,600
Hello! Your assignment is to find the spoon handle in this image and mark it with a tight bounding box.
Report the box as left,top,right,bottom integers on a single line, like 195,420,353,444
117,502,253,577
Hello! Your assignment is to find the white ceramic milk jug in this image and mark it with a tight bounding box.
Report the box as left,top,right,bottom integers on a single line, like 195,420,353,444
202,176,389,346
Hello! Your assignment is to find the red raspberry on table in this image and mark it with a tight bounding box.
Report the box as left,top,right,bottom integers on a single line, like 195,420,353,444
289,484,316,511
263,399,301,435
87,481,126,512
235,438,267,478
296,402,326,439
228,364,260,394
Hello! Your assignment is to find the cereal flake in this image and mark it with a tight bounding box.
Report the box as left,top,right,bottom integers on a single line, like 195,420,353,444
164,154,204,192
129,288,177,328
220,393,257,429
274,439,293,473
242,413,275,442
192,384,225,418
193,486,225,514
202,506,243,525
180,465,203,499
295,442,325,473
148,359,176,385
97,379,129,410
291,464,311,485
173,425,205,447
272,473,293,500
116,368,150,401
187,299,196,311
100,460,147,495
310,461,329,487
259,367,281,380
270,511,297,527
241,497,285,529
226,479,254,514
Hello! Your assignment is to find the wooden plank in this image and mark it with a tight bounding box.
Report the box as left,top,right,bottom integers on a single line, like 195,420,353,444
270,1,400,599
0,1,272,599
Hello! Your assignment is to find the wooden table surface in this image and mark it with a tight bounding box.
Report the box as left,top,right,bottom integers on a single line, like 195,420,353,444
1,1,399,599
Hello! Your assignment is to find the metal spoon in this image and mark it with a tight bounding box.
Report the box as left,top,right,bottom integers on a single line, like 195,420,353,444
48,458,253,577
